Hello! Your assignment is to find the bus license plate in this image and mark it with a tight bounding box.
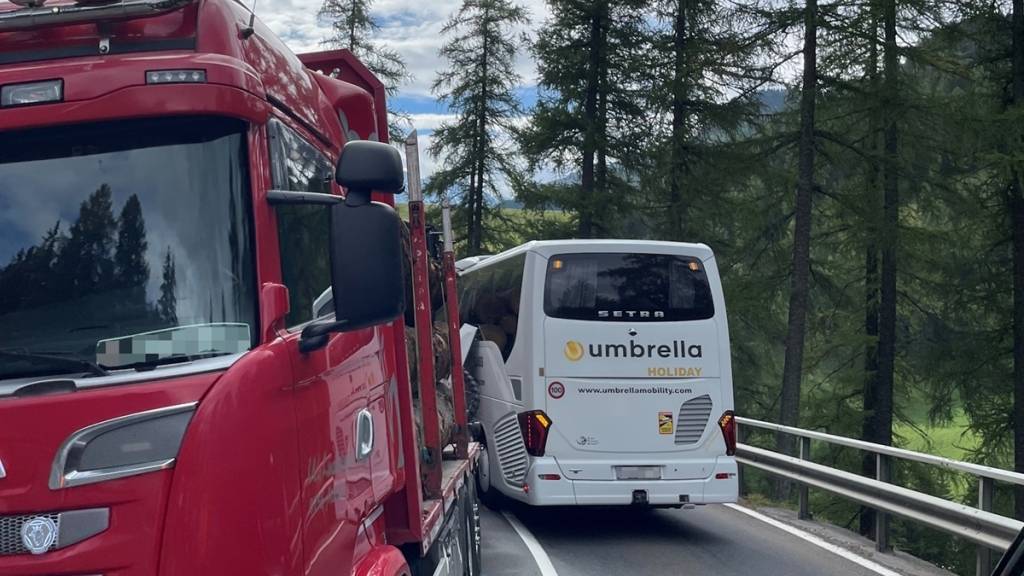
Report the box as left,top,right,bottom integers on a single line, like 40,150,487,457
615,466,662,480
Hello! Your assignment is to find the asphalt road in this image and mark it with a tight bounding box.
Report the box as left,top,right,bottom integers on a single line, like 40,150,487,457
482,502,889,576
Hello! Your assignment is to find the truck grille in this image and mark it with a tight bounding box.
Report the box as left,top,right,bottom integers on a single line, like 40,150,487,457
675,394,713,445
0,513,59,556
492,413,528,487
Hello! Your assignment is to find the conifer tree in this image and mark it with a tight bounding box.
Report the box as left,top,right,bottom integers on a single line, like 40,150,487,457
518,0,650,237
644,0,777,240
158,248,177,324
1006,0,1023,518
426,0,528,254
58,184,117,295
115,194,150,295
320,0,410,140
776,0,818,476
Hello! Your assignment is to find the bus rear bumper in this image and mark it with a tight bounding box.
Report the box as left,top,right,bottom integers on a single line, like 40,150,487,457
515,457,739,506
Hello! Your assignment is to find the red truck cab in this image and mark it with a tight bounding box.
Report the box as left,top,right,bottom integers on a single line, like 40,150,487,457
0,2,479,575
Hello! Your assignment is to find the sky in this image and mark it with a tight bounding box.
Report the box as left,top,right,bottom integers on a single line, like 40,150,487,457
258,0,549,181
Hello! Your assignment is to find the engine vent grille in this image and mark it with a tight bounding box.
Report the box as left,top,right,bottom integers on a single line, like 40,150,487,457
0,513,59,556
675,394,713,445
492,413,528,487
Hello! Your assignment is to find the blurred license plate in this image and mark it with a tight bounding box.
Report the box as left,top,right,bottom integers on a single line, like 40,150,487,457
615,466,662,480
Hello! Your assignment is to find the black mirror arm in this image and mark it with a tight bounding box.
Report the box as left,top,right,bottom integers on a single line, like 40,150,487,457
345,186,404,207
298,319,348,354
345,188,373,207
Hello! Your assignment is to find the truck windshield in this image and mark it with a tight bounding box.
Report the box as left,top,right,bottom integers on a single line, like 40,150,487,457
0,116,257,379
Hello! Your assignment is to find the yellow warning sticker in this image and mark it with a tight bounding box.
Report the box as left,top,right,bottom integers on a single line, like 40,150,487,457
658,412,673,435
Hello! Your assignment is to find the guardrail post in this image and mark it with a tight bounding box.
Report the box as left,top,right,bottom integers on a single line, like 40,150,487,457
876,453,891,552
737,422,745,496
976,477,995,576
799,436,812,520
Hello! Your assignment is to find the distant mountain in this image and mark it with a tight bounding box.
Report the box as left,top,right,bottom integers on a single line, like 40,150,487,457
758,89,788,114
497,199,524,210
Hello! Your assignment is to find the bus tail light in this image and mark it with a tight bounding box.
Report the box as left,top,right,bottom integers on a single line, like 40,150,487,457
518,410,551,457
718,411,736,456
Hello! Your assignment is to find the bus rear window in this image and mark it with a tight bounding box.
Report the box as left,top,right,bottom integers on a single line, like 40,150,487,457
543,253,714,322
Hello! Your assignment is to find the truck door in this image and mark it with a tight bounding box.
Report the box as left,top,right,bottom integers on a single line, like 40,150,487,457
291,328,380,575
267,118,380,575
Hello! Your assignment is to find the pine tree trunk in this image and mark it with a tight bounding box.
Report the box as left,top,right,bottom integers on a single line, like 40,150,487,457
875,0,898,458
860,0,882,537
776,0,817,499
347,6,358,52
470,9,491,254
467,171,477,250
596,27,608,236
1011,0,1024,521
669,0,688,240
579,4,604,239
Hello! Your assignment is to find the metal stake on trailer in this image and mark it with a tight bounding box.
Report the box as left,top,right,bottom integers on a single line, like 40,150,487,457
405,130,442,500
441,203,470,459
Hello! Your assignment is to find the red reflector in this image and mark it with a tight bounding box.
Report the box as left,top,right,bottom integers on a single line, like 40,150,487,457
518,410,552,457
718,411,736,456
716,473,732,480
538,474,561,481
523,483,530,493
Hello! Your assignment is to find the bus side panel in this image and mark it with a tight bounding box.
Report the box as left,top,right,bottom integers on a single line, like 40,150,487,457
705,256,735,414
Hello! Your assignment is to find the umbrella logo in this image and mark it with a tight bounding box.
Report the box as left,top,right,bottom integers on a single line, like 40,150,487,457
564,340,584,362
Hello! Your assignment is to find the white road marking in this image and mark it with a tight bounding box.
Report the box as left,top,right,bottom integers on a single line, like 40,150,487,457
723,503,903,576
501,510,560,576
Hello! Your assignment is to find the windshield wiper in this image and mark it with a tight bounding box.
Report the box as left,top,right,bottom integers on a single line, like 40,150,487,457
101,351,235,372
0,351,109,378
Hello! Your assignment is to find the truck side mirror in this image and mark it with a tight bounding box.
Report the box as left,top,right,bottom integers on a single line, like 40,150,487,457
299,141,404,351
330,140,405,331
325,198,403,332
335,140,405,195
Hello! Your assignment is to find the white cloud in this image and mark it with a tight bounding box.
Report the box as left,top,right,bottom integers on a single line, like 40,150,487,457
406,113,458,132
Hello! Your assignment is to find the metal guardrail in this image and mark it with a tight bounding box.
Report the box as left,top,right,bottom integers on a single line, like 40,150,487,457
736,417,1024,576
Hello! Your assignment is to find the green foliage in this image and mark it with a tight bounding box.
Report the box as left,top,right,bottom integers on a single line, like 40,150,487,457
319,0,411,140
426,0,529,254
518,0,651,237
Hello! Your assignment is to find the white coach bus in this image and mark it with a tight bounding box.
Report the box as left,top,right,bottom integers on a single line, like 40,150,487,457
458,240,738,507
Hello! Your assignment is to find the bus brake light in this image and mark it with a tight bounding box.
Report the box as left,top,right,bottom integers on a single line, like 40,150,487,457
518,410,552,457
718,411,736,456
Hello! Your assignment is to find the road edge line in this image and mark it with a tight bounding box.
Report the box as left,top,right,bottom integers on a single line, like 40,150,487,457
500,510,559,576
723,503,904,576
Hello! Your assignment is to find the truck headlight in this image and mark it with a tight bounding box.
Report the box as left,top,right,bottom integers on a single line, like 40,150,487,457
50,403,196,489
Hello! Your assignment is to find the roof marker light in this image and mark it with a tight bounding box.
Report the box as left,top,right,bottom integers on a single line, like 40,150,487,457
146,70,207,85
1,79,63,108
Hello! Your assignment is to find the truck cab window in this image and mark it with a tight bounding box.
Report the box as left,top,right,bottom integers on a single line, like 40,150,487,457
268,119,336,328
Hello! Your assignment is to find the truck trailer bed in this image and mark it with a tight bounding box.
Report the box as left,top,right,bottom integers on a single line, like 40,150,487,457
419,442,481,554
